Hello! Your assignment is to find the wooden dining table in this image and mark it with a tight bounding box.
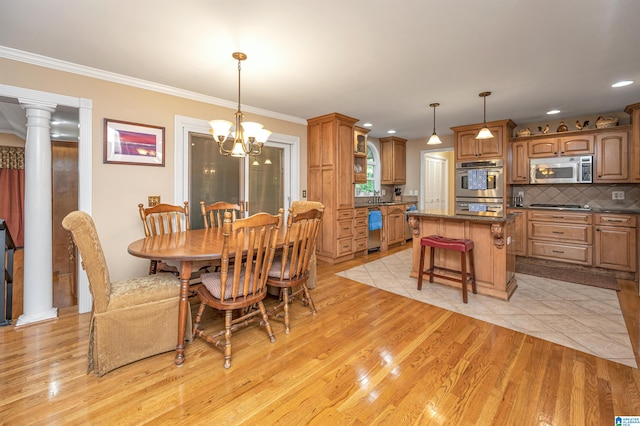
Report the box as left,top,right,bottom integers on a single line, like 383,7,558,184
127,227,229,366
127,226,285,366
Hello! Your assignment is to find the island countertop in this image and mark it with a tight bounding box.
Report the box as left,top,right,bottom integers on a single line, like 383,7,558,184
407,210,517,300
406,209,517,223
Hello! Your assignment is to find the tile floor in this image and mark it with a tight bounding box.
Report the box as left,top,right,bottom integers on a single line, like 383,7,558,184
336,248,637,368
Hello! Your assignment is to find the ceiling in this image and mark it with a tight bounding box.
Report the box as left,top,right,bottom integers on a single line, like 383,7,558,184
1,0,639,141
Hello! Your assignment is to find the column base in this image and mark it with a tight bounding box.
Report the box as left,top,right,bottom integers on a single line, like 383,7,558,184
15,307,58,327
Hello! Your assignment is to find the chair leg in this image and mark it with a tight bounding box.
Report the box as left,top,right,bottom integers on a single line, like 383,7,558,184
223,310,233,369
192,303,206,338
282,286,291,334
301,284,317,315
417,244,426,290
428,247,435,283
460,252,468,304
149,259,158,275
258,301,276,342
469,248,477,294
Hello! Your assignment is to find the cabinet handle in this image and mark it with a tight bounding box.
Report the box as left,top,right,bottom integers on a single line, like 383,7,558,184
606,219,624,223
551,215,565,219
552,231,564,234
552,250,565,254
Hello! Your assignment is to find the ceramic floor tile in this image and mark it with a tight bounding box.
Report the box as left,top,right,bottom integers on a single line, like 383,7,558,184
337,248,635,367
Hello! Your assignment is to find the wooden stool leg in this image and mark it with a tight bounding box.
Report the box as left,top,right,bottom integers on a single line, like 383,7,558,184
460,251,468,304
417,244,426,290
469,248,477,294
428,246,435,283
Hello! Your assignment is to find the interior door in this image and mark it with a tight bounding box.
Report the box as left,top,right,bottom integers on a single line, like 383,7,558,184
422,153,448,210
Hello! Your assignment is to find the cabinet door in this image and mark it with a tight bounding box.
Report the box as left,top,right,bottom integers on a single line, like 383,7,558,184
558,135,594,155
595,225,636,271
508,209,527,256
455,130,480,160
477,125,503,158
528,138,558,157
337,121,355,209
509,141,529,183
393,141,406,184
595,131,629,182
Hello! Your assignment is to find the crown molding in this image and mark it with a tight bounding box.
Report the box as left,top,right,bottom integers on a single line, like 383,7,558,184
0,46,307,126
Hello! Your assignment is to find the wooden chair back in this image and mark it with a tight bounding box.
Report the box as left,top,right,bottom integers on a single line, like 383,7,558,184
217,209,282,307
274,208,323,283
138,202,190,237
200,201,243,229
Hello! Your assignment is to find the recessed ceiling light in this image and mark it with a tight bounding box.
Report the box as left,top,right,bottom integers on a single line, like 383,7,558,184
547,109,561,115
363,123,373,127
612,80,633,88
387,130,396,134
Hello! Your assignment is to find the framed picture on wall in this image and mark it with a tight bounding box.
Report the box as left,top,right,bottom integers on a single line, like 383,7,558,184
103,118,165,166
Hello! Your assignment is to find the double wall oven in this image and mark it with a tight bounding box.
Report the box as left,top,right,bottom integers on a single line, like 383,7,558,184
455,159,504,217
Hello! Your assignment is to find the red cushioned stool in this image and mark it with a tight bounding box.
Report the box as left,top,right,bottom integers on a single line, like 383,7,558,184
417,235,477,303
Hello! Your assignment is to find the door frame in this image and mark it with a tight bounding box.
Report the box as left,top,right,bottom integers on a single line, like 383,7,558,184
174,115,300,214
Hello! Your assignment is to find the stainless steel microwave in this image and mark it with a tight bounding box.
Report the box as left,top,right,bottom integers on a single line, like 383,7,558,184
530,155,593,184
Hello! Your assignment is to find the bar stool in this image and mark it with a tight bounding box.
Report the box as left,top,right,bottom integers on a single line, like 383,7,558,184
417,235,477,303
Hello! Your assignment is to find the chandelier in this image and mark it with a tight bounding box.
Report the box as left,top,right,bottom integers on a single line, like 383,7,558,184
209,52,271,157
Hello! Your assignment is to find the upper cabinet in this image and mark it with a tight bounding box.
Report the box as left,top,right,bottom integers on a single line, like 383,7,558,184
594,129,630,182
452,119,516,162
509,140,529,184
624,102,640,181
380,136,407,184
528,134,594,158
354,126,369,184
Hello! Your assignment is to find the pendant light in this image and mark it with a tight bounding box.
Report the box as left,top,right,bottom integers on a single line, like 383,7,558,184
427,103,442,145
476,91,495,139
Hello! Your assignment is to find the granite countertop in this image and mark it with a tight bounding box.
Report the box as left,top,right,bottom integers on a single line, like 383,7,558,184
354,201,413,208
406,209,515,223
508,205,640,215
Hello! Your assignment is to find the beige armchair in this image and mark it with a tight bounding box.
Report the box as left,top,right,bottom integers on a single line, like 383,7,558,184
62,211,181,376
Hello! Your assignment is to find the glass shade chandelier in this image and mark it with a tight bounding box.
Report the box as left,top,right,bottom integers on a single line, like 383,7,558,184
427,102,442,145
476,91,495,139
209,52,271,157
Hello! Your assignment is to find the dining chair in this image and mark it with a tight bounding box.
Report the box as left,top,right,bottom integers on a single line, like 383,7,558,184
138,201,211,278
200,201,244,228
267,206,323,334
62,211,181,376
192,209,284,368
290,201,324,290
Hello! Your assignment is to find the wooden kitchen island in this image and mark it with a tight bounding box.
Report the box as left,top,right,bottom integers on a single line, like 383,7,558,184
407,210,517,300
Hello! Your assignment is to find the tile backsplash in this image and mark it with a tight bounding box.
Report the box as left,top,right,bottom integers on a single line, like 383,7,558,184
512,184,640,211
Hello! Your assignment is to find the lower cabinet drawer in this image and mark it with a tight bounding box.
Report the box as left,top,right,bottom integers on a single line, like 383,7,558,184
337,237,353,255
353,226,367,239
528,240,592,265
353,237,367,252
337,220,353,239
528,222,592,244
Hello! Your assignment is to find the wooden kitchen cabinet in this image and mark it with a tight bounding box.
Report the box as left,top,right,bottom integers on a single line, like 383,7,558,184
354,126,369,184
594,213,637,272
527,210,593,265
380,136,407,184
353,207,369,255
307,112,359,263
595,129,630,182
453,119,516,162
624,102,640,181
507,208,527,256
380,204,407,251
528,134,594,157
509,140,529,183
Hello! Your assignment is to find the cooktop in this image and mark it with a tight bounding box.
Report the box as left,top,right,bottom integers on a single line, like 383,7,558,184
529,203,591,211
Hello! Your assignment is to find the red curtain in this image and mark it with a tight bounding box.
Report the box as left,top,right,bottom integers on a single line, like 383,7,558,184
0,147,25,247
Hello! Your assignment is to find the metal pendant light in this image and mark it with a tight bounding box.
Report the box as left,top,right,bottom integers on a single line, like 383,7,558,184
476,91,495,139
427,103,442,145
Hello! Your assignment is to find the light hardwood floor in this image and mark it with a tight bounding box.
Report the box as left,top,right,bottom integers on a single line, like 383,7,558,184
2,245,640,424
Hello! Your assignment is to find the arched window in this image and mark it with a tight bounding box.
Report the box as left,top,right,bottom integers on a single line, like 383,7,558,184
355,142,380,197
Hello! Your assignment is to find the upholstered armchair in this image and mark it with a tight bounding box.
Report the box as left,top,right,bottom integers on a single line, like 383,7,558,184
62,211,181,376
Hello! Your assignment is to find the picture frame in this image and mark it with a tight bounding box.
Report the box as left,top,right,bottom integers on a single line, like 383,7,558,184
103,118,165,166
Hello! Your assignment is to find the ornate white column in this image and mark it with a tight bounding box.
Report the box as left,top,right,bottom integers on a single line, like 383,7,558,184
16,100,58,326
